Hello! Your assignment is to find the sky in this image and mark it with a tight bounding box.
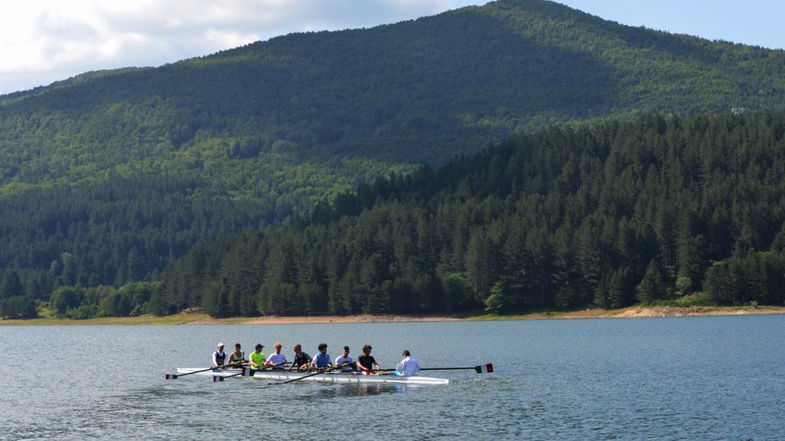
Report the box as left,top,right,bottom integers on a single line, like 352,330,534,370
0,0,782,96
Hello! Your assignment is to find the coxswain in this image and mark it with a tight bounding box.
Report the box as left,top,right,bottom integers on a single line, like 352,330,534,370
227,343,247,368
335,346,354,372
310,343,333,371
357,344,381,373
212,343,227,368
264,342,287,369
249,344,266,375
290,344,312,371
394,349,420,376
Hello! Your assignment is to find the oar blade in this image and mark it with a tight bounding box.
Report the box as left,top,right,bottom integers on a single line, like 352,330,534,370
165,374,177,380
474,363,494,374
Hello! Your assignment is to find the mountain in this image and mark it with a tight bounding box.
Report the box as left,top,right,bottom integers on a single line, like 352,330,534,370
1,0,785,300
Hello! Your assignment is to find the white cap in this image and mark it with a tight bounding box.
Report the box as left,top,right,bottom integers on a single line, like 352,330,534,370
217,343,224,347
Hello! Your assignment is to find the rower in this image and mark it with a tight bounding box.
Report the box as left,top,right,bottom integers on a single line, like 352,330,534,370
290,344,312,371
335,346,354,372
310,343,333,371
357,344,381,373
249,344,266,375
264,342,287,369
227,343,247,368
394,349,420,376
212,343,227,369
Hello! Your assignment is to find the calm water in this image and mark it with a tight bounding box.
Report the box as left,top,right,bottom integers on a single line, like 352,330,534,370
1,316,784,440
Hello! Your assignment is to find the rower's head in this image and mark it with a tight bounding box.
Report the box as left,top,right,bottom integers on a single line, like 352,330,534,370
293,344,302,353
274,342,282,352
342,346,350,355
402,349,411,358
234,343,241,351
318,343,328,353
363,344,372,354
255,344,264,352
217,343,225,351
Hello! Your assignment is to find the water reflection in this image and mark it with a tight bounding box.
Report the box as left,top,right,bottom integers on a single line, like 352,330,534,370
307,382,411,398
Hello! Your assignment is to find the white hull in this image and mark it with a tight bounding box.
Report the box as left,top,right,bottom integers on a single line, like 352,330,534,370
251,371,449,385
175,368,449,385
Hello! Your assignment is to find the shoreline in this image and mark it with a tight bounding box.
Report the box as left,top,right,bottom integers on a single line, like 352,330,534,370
2,305,785,326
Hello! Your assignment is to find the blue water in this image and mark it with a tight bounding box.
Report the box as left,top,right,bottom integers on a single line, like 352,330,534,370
1,315,784,440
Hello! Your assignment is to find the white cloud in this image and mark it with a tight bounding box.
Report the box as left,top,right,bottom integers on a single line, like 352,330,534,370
0,0,478,94
204,28,260,49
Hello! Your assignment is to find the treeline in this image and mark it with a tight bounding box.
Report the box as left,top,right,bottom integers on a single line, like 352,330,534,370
0,264,159,319
147,112,785,317
47,282,159,319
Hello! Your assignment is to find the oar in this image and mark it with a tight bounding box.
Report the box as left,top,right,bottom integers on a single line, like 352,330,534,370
166,365,226,380
381,363,494,374
267,363,346,385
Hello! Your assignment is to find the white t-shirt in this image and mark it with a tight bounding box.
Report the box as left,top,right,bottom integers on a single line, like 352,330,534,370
395,356,420,376
266,352,287,367
335,355,353,371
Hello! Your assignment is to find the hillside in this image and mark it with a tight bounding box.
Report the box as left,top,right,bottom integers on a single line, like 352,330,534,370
31,111,785,319
1,0,785,300
150,112,785,318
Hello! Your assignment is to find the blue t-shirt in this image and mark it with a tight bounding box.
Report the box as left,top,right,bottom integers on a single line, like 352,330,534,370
313,352,331,369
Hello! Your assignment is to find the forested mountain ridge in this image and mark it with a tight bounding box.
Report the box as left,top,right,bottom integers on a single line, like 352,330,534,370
2,0,785,308
153,112,785,317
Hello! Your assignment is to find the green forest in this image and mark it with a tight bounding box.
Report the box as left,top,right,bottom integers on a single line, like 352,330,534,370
10,112,785,319
154,112,785,317
2,0,785,318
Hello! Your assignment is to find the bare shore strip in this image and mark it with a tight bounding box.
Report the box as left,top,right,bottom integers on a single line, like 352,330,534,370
2,305,785,325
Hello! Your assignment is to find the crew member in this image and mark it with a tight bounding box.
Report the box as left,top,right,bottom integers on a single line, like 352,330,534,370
227,343,247,368
395,349,420,376
335,346,354,372
249,344,266,375
290,344,312,371
212,343,227,368
357,344,381,373
310,343,333,370
264,342,287,369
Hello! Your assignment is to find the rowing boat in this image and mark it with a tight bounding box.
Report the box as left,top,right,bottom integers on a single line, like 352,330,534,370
174,368,449,384
251,371,449,385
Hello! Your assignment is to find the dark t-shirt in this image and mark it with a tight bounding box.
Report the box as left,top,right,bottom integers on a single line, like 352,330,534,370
293,351,312,368
358,354,377,370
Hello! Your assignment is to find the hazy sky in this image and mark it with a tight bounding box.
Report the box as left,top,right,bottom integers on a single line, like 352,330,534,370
0,0,781,95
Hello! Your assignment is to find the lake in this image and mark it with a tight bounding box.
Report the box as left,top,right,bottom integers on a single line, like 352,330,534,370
1,315,784,440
